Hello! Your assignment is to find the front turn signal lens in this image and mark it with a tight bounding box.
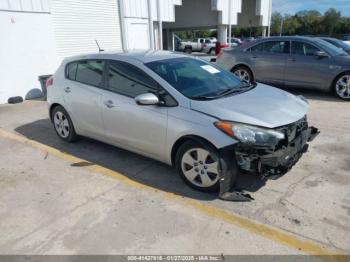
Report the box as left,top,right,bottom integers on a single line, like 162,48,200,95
214,121,234,137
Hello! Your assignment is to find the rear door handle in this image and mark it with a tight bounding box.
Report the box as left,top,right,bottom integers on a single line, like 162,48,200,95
104,100,115,108
64,87,71,93
288,58,296,62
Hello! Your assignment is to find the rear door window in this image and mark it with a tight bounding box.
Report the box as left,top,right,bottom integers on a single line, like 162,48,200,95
107,60,159,97
75,60,105,87
264,41,289,54
250,41,289,54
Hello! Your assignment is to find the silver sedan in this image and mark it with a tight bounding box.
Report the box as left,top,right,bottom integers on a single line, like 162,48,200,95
217,36,350,100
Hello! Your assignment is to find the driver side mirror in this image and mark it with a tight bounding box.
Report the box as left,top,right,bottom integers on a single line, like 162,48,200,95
135,93,160,106
315,51,328,58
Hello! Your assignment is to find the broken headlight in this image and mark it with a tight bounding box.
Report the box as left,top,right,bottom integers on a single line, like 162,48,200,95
214,121,285,146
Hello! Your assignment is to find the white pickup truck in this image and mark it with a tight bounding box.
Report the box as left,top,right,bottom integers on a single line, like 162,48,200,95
178,38,205,53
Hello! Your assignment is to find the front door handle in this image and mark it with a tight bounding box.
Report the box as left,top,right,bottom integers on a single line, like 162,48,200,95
288,58,296,62
64,87,71,93
104,100,115,108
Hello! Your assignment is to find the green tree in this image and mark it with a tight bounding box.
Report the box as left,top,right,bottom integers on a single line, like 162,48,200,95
322,8,342,35
270,12,283,36
293,10,322,35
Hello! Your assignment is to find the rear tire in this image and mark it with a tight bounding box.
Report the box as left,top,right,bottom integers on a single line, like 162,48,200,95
51,106,78,142
175,140,232,192
232,66,253,83
333,72,350,101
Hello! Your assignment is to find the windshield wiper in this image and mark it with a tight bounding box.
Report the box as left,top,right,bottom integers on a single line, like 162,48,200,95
215,83,256,98
190,95,217,100
215,88,244,97
191,83,257,101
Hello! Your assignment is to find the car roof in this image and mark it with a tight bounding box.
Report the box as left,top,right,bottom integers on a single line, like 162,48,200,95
237,36,328,50
63,50,189,64
258,36,320,42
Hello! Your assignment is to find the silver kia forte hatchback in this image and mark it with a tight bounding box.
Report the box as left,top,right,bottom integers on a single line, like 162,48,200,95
47,50,319,197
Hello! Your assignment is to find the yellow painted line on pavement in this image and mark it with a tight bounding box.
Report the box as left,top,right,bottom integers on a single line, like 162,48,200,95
0,128,347,260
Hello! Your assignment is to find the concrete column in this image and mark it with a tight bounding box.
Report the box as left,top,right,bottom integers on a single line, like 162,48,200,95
262,27,267,37
147,0,154,49
157,0,163,50
217,25,228,44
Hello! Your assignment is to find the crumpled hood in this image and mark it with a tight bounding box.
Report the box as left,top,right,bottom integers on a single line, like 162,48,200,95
190,83,309,128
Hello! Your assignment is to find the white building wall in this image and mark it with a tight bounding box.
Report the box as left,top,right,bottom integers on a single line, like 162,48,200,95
0,0,50,12
0,0,58,104
0,0,123,104
0,10,59,103
51,0,123,58
256,0,271,26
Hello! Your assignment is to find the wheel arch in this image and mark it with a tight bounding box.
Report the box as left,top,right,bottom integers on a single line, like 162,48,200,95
331,70,350,92
49,103,63,121
231,64,255,80
170,135,219,166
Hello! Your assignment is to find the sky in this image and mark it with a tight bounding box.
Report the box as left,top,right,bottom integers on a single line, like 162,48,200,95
272,0,350,17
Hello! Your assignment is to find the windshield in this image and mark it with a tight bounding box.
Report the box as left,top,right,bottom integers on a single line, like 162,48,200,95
314,39,348,56
146,58,247,99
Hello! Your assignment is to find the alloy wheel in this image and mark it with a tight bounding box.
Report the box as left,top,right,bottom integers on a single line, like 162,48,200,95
181,148,219,188
336,74,350,99
54,111,70,138
234,69,251,82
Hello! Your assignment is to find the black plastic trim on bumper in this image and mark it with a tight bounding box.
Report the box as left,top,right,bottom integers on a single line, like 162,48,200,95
254,126,319,178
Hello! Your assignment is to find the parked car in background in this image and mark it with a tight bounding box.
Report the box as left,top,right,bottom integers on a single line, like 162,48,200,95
178,38,205,53
228,37,242,48
320,37,350,54
241,37,255,44
344,35,350,45
216,36,350,100
47,51,318,193
203,38,217,55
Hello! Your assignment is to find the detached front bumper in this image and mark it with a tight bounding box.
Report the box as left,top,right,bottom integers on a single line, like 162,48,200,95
235,126,320,179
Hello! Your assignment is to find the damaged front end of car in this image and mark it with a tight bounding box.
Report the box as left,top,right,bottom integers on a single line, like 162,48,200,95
214,115,319,202
232,116,319,179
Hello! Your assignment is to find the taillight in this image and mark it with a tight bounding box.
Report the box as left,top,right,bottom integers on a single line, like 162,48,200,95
46,76,53,88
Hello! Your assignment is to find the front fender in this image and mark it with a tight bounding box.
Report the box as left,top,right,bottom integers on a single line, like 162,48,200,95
165,107,238,165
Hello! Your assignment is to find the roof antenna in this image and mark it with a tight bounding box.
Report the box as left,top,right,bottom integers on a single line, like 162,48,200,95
95,40,104,52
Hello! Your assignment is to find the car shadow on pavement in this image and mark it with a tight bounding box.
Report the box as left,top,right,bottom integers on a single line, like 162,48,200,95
14,119,267,202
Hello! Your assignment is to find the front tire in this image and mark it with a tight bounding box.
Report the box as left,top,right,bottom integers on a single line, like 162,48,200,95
175,140,222,192
333,72,350,101
51,106,78,142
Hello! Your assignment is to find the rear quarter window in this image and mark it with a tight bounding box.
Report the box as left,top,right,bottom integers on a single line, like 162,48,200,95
66,62,77,80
